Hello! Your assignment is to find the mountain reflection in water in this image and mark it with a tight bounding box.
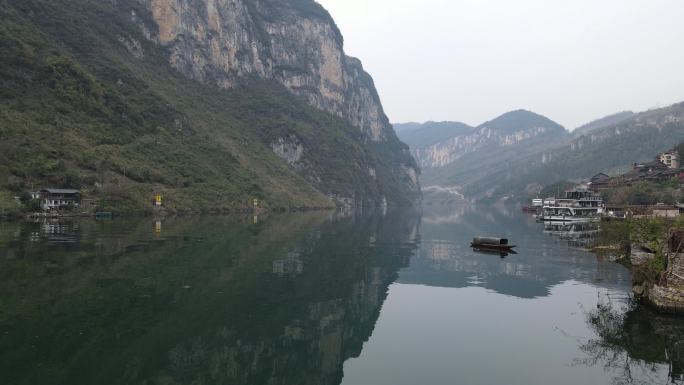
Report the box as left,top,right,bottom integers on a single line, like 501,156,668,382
1,206,683,385
0,211,419,385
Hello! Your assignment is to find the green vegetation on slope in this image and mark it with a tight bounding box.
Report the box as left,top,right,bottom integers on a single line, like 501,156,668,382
496,104,684,200
0,0,413,213
573,111,635,137
601,180,684,206
596,217,679,284
477,109,565,135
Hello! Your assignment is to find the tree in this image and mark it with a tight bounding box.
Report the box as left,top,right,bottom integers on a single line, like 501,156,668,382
0,191,21,217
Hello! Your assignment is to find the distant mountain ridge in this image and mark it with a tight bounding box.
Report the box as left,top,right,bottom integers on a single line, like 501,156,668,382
394,121,474,154
397,110,568,171
478,109,565,136
396,103,684,200
481,102,684,199
573,111,635,137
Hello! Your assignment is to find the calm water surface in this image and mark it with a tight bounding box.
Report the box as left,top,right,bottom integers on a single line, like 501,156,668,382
1,206,683,385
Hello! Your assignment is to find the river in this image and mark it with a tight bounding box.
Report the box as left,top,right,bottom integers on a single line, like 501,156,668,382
0,205,682,385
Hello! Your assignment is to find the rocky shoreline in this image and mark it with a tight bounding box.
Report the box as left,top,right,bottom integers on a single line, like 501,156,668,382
623,243,684,314
595,221,684,315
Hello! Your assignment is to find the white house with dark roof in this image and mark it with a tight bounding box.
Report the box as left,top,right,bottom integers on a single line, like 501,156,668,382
33,189,81,211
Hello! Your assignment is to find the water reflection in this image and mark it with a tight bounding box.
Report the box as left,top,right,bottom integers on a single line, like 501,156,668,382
1,206,683,385
399,204,629,298
543,220,602,249
579,298,684,384
0,210,419,385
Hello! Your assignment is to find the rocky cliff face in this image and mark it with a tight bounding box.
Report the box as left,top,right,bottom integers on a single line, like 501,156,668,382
415,124,560,168
124,0,420,207
138,0,391,143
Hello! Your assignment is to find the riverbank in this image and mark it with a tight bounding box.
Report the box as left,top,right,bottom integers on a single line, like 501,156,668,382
593,217,684,314
0,205,338,223
151,205,339,220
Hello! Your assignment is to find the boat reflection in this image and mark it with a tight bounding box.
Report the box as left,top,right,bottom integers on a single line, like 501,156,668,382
472,248,518,258
543,220,602,249
398,203,630,299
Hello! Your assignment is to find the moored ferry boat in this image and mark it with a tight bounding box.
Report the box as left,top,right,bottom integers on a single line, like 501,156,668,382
541,185,604,222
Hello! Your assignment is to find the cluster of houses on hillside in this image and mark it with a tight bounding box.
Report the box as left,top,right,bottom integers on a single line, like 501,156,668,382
528,148,684,222
588,149,683,191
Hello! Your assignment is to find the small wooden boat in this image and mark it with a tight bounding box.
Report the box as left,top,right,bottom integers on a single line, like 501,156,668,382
470,237,517,252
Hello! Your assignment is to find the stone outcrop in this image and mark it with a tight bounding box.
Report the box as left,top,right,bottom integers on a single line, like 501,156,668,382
648,252,684,314
647,285,684,314
271,135,304,166
628,245,684,315
629,243,656,266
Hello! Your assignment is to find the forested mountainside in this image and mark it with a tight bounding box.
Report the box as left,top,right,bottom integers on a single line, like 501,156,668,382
0,0,419,213
573,111,635,137
397,104,684,201
502,102,684,196
397,110,569,196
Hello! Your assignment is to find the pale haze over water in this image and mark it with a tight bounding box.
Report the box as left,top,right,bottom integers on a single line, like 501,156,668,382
317,0,684,129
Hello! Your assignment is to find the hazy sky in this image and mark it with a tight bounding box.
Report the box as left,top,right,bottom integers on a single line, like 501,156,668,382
316,0,684,129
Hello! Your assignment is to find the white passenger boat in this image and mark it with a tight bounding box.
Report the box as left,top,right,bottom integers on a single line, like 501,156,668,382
541,186,604,222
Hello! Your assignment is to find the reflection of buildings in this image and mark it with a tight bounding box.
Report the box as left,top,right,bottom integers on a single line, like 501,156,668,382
30,220,80,244
543,221,601,248
273,251,304,275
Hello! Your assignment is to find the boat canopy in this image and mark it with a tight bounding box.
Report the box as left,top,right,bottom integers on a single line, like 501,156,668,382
473,237,509,246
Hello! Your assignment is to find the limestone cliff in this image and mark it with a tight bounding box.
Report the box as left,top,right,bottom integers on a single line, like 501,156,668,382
131,0,420,207
138,0,391,143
